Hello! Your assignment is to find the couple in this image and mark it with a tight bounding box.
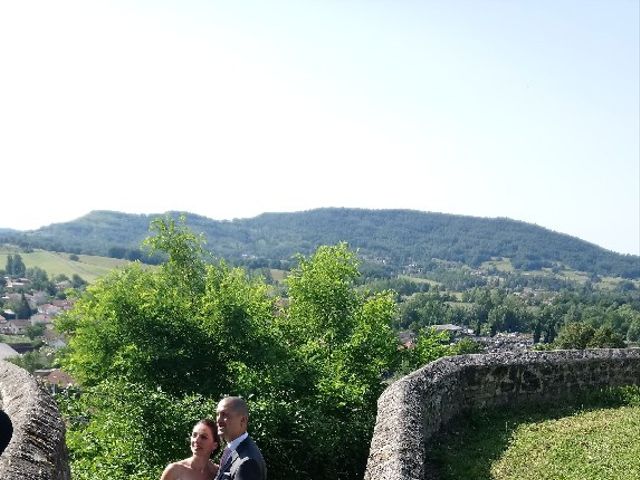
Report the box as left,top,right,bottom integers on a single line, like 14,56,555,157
161,396,267,480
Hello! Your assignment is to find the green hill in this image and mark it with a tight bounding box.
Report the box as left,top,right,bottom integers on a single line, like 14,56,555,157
1,208,637,279
0,248,131,283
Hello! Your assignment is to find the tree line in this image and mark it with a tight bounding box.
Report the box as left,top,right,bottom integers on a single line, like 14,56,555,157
3,208,637,279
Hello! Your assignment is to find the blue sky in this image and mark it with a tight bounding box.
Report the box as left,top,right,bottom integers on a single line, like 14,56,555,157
1,0,638,255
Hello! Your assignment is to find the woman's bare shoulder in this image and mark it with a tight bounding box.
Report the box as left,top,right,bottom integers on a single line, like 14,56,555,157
160,460,189,480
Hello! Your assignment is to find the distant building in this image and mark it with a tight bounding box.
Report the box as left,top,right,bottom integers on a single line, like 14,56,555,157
431,324,474,336
4,319,30,335
33,368,76,394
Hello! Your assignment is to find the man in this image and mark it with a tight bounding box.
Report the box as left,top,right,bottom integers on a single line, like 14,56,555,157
215,396,266,480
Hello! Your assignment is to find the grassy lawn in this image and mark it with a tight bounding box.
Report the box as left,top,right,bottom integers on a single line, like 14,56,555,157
430,386,640,480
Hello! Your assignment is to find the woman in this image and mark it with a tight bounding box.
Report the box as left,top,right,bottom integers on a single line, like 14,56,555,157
160,419,221,480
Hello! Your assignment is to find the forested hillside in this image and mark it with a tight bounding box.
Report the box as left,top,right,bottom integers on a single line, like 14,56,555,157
1,208,637,278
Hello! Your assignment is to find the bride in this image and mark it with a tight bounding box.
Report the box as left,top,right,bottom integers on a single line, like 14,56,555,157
160,419,220,480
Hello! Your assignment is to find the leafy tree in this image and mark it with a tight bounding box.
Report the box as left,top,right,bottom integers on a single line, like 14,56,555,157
25,323,46,340
588,326,626,348
627,319,640,342
71,274,87,289
486,299,530,335
398,291,453,330
450,337,484,355
12,293,32,319
5,254,13,276
554,323,596,349
399,327,452,375
284,243,400,479
6,348,53,372
26,266,54,292
56,219,459,480
5,254,26,277
554,322,625,349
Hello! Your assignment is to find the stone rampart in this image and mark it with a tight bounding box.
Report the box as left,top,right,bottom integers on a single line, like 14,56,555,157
0,360,70,480
364,348,640,480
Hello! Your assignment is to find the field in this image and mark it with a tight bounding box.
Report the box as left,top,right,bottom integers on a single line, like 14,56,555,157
430,386,640,480
480,257,515,273
0,248,132,283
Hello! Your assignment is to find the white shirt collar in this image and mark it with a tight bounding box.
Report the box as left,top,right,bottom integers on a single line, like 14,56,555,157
227,431,248,452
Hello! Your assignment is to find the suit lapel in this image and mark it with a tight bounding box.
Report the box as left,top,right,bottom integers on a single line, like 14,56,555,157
217,440,243,480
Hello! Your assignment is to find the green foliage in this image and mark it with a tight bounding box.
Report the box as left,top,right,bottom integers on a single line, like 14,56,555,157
588,326,626,348
25,323,46,340
450,337,484,355
555,323,598,349
58,381,219,480
11,293,32,319
6,348,54,372
281,243,400,478
56,221,431,480
71,274,87,289
26,266,54,292
4,208,637,279
5,253,26,277
627,319,640,342
554,322,626,349
486,299,531,335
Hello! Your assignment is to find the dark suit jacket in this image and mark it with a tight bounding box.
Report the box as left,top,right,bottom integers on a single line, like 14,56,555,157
217,436,266,480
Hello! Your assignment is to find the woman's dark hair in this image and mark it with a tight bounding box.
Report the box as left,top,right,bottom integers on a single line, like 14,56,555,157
196,418,221,456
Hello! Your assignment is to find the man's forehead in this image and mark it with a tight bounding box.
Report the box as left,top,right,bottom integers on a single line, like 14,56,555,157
217,399,234,412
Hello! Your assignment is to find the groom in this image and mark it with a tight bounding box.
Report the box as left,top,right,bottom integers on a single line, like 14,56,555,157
215,396,267,480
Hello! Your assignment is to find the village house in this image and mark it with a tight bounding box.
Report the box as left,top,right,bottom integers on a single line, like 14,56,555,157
33,368,76,394
30,313,53,325
43,328,67,349
37,303,62,317
3,319,30,335
4,277,30,290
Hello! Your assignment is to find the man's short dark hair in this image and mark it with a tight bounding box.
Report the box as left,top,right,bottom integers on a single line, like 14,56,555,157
223,396,249,417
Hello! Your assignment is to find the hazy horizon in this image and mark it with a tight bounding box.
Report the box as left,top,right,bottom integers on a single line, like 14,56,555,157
1,1,638,255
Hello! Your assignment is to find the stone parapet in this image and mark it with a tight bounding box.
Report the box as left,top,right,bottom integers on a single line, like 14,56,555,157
364,348,640,480
0,360,70,480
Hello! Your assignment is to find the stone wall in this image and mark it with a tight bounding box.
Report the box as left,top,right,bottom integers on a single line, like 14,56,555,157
0,360,70,480
364,348,640,480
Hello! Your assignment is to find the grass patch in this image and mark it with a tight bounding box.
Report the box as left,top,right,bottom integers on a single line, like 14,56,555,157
430,386,640,480
480,257,514,273
0,248,135,283
269,268,287,283
0,334,30,344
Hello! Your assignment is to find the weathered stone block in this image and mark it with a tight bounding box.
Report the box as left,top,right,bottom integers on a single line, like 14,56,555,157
0,361,70,480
